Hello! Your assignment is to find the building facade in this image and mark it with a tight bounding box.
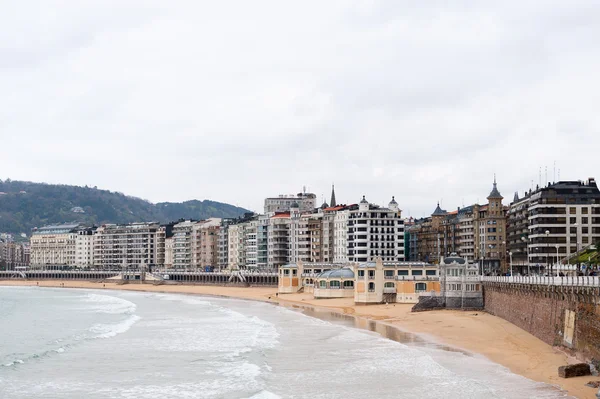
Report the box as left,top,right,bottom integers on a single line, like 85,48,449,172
507,178,600,274
347,196,405,263
93,222,163,269
30,223,80,267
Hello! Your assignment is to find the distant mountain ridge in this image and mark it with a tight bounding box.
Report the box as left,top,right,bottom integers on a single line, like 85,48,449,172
0,179,251,236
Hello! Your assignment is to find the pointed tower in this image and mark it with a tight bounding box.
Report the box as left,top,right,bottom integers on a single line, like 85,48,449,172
487,175,504,216
330,184,337,207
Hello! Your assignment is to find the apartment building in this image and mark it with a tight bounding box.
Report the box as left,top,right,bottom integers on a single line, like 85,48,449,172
75,227,96,268
408,179,507,273
347,196,405,263
333,206,350,263
267,212,291,269
507,178,600,274
172,220,195,269
30,223,80,267
93,222,162,269
289,203,311,264
264,190,316,214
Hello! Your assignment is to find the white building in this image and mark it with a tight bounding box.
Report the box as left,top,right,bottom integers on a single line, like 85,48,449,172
289,203,310,264
172,220,195,269
75,228,95,268
227,224,241,270
30,223,80,267
164,237,174,268
333,207,350,263
347,196,405,263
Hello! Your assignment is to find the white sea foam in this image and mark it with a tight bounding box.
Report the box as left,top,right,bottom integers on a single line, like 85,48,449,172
245,390,282,399
82,293,137,315
90,314,141,339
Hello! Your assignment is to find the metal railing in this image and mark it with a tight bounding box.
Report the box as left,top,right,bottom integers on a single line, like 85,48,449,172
482,275,599,287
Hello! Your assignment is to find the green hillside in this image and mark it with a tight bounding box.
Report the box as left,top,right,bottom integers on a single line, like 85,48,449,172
0,179,251,236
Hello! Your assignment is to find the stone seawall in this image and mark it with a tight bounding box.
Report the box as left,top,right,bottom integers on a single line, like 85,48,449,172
483,282,600,362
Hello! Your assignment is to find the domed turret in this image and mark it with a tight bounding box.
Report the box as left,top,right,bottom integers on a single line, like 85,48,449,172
388,196,399,211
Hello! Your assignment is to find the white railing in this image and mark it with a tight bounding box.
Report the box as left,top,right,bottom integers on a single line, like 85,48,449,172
482,275,600,287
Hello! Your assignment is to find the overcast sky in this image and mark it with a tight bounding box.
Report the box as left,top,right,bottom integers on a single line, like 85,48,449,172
2,1,599,217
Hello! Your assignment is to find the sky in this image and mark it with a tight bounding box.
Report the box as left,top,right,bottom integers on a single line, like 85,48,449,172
1,1,599,217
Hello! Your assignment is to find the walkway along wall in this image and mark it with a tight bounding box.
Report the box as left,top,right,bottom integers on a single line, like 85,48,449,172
483,279,600,362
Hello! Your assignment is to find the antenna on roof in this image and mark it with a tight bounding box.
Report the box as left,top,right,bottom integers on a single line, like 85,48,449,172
553,161,556,183
558,168,560,181
545,166,548,187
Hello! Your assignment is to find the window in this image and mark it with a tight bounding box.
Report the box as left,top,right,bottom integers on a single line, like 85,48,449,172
583,237,589,244
358,270,365,277
384,282,395,288
284,269,290,275
368,282,375,292
292,269,297,276
570,207,576,214
570,217,576,224
412,270,423,276
368,270,375,279
426,270,437,276
582,217,588,224
415,282,427,292
583,207,589,214
330,280,340,289
384,270,394,277
319,280,326,288
397,270,409,276
343,280,354,289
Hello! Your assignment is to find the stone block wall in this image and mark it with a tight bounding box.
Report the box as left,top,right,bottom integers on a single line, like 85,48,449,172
483,282,600,362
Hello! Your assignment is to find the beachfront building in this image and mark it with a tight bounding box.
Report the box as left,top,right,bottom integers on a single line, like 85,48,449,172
268,212,291,269
0,239,30,270
192,218,221,269
172,220,195,270
75,227,96,268
278,262,348,295
289,203,311,264
30,223,81,268
333,206,350,263
409,178,508,273
347,196,405,263
93,222,163,269
164,237,174,268
507,178,600,275
439,253,483,308
313,268,355,299
353,259,440,304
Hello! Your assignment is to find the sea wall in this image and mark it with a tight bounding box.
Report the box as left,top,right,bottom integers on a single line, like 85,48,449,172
483,282,600,362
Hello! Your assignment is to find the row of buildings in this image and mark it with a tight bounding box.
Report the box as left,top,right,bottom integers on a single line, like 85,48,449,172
0,233,30,270
25,187,406,270
22,177,600,274
407,177,600,275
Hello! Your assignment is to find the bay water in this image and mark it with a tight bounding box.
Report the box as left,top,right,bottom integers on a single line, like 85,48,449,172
0,286,567,398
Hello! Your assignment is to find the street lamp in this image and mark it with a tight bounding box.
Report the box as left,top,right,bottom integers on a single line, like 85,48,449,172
545,230,550,276
488,244,493,275
509,251,513,276
573,222,580,273
521,236,530,276
555,244,560,275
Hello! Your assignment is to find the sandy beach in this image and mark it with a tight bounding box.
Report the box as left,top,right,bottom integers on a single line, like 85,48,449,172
1,280,597,399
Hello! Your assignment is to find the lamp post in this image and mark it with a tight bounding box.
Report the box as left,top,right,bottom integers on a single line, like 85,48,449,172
488,244,493,275
509,251,513,276
502,240,506,274
521,236,530,276
555,244,560,275
573,222,581,273
545,230,550,276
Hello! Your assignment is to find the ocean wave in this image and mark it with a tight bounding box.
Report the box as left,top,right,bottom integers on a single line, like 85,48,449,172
81,293,137,315
90,315,141,339
244,390,281,399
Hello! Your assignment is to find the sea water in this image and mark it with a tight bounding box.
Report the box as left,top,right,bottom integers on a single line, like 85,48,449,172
0,287,568,398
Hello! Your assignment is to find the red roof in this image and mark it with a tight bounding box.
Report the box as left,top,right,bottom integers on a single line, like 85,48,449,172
271,212,290,219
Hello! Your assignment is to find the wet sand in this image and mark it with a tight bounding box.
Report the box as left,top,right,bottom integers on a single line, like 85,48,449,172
2,280,598,399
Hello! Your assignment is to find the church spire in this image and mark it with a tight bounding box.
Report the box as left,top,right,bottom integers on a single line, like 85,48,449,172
330,184,337,207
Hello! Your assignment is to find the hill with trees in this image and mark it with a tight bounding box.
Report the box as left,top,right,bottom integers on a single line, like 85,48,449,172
0,179,251,236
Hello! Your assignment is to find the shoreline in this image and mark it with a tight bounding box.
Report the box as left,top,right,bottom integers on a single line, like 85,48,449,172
1,280,597,399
